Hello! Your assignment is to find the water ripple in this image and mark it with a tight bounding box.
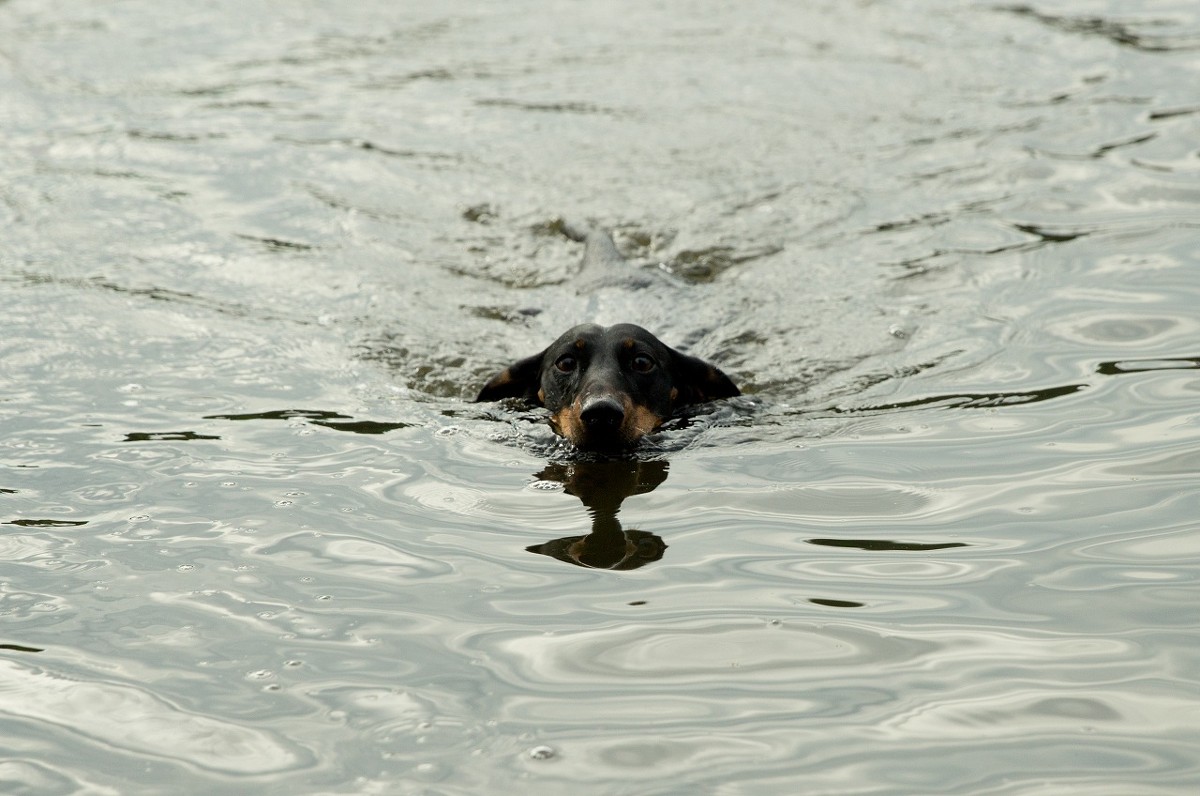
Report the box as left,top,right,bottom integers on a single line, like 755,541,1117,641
484,619,938,687
5,0,1200,791
0,659,310,775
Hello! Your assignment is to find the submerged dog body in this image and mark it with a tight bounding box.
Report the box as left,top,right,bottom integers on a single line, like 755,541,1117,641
475,227,739,452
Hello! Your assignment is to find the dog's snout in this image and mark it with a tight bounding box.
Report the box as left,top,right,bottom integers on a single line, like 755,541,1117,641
581,396,625,429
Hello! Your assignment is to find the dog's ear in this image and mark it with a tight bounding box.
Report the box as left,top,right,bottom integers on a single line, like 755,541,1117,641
668,349,740,407
475,350,546,404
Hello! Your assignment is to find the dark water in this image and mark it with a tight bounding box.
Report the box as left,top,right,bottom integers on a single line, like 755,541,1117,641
3,0,1200,792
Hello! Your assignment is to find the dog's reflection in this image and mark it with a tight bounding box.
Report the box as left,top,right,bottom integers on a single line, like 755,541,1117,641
526,460,668,570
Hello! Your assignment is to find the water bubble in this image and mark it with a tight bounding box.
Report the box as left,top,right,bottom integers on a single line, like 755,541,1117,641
527,745,556,761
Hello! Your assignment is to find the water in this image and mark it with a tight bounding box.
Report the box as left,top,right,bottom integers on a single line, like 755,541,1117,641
2,0,1199,792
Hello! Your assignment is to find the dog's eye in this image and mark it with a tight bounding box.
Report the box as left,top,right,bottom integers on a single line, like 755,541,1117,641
631,354,656,373
554,354,577,373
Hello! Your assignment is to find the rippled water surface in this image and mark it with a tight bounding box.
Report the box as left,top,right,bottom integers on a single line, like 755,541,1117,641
3,0,1200,793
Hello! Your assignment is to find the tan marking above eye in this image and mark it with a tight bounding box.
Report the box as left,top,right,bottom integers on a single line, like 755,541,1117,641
574,338,586,349
622,338,635,350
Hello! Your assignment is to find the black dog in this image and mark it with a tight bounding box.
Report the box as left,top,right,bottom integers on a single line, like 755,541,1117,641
475,226,739,452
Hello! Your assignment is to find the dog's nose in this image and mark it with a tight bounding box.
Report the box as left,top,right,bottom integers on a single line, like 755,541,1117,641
581,396,625,430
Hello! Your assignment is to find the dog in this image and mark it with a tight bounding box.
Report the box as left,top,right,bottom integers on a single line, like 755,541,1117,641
475,225,740,453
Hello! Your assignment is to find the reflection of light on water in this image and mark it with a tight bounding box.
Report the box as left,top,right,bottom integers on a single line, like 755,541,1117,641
0,660,307,775
495,620,937,682
1047,311,1195,346
778,558,984,582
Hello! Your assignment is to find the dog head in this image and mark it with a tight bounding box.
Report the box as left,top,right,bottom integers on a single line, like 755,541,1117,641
477,323,739,452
